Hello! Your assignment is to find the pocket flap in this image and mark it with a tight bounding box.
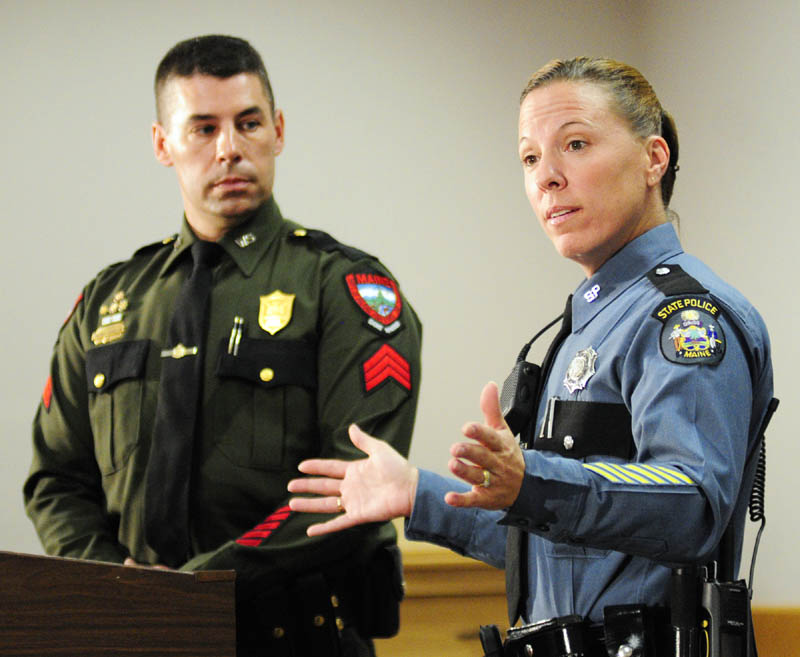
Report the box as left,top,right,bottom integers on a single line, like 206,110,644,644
86,340,150,393
216,336,317,389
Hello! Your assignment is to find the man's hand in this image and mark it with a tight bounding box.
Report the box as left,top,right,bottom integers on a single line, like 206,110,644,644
288,424,419,536
444,381,525,510
123,557,171,570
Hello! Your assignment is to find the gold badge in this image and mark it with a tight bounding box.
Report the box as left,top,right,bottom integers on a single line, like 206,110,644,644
91,291,128,345
259,291,295,335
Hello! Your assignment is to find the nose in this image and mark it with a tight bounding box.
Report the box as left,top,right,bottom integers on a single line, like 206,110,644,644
216,125,242,164
535,152,566,192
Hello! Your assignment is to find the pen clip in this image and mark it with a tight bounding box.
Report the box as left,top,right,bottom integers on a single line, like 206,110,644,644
228,316,244,355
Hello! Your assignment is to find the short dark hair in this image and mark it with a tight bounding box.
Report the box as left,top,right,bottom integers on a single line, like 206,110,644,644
155,35,275,122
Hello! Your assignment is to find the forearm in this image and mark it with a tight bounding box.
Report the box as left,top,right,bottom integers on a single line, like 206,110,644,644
405,469,506,568
24,467,127,563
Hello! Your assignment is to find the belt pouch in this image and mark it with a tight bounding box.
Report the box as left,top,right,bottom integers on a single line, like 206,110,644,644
603,605,656,657
357,544,404,637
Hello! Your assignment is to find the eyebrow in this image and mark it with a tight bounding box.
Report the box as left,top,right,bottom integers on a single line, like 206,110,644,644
518,119,593,145
557,119,591,132
186,106,266,123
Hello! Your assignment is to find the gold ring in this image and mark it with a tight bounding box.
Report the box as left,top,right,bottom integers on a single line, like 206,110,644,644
336,497,344,513
481,469,491,488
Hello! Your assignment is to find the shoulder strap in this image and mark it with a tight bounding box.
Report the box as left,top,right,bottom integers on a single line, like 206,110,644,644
288,228,375,262
133,234,177,257
646,263,708,296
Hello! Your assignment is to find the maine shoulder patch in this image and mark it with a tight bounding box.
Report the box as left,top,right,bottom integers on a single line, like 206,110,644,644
652,296,725,365
345,272,403,335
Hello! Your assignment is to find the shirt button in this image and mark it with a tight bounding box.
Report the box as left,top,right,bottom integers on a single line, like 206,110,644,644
93,373,106,389
655,266,671,276
563,435,574,450
259,368,275,382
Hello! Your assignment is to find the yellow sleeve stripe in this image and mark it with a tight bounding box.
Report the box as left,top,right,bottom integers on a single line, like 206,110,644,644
626,464,669,484
584,462,636,484
583,462,695,486
648,464,695,485
583,463,623,483
605,462,652,484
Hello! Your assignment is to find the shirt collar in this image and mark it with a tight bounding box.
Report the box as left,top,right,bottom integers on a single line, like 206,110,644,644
159,196,284,279
570,222,684,331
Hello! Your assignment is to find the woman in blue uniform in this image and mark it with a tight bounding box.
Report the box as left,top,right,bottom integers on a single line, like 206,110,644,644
288,57,774,653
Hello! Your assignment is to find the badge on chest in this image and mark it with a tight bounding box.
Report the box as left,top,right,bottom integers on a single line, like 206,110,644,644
563,347,597,393
259,290,295,335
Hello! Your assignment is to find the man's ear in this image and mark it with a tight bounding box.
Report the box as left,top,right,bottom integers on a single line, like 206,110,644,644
152,122,173,167
272,109,285,156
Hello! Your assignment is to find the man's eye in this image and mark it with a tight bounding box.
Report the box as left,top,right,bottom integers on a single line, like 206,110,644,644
192,125,216,135
241,120,261,131
522,154,539,166
567,140,586,151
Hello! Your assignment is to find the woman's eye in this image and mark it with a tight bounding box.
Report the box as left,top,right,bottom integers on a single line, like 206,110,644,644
567,140,586,151
522,154,538,166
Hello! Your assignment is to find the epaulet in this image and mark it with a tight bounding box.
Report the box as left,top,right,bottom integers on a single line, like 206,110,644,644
287,228,375,262
645,263,708,297
133,234,178,257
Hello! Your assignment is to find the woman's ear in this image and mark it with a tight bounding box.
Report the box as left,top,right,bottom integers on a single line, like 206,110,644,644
645,134,669,187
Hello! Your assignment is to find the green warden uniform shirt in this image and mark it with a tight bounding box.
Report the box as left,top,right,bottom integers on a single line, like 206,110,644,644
25,197,421,593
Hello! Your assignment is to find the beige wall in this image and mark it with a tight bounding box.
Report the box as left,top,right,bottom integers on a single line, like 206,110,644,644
2,0,796,608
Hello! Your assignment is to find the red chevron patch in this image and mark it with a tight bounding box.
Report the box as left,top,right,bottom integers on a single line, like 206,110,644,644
42,376,53,411
362,344,411,393
236,505,292,546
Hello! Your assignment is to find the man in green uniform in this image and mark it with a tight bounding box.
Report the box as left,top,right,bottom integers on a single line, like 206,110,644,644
24,35,421,657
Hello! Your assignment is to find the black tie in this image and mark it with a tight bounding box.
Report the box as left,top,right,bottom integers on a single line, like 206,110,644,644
145,240,221,567
505,294,573,624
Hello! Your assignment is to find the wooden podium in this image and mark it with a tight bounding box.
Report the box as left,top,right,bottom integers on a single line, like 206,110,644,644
0,551,236,656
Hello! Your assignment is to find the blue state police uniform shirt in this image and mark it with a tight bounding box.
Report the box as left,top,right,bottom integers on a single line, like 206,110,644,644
406,222,773,624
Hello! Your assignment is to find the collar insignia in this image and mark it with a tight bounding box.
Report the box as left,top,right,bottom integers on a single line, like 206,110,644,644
235,233,257,248
583,284,601,303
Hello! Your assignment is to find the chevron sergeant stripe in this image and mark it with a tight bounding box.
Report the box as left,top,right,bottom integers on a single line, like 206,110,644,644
363,344,411,392
236,505,292,546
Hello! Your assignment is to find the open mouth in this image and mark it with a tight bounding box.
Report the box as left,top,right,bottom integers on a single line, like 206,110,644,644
548,208,579,225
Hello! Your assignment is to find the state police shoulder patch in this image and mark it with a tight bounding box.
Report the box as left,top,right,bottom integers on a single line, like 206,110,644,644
652,296,725,365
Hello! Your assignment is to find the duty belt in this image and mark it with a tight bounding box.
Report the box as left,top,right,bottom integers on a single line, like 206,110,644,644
480,605,671,657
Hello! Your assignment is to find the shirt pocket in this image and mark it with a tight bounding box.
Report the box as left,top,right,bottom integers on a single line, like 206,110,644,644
85,340,150,475
214,335,317,471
